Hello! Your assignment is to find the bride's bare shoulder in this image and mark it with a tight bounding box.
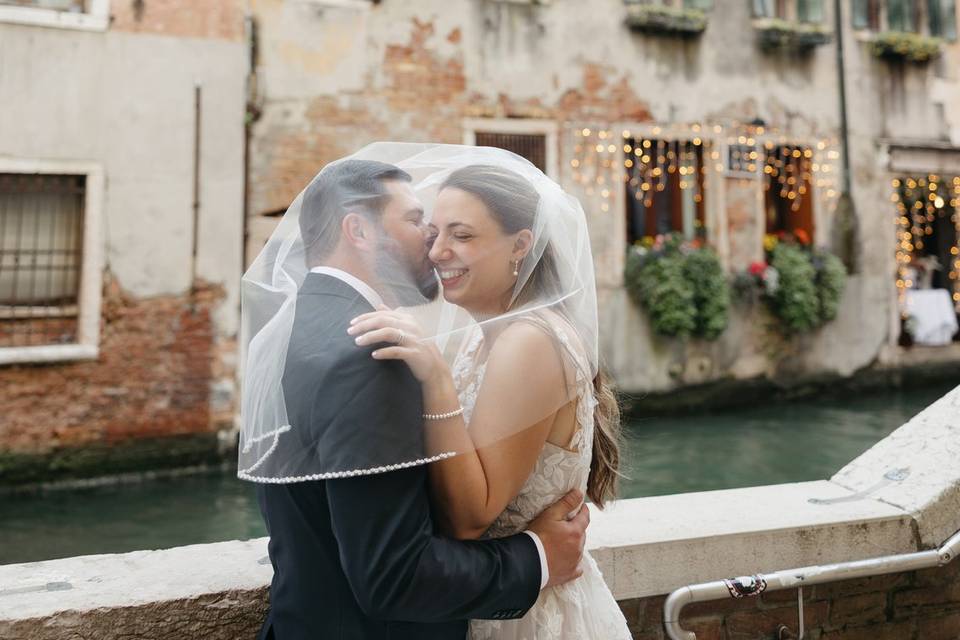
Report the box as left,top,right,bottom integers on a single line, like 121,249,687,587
485,317,573,385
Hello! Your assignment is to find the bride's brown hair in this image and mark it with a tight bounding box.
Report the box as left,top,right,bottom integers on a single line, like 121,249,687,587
439,164,622,508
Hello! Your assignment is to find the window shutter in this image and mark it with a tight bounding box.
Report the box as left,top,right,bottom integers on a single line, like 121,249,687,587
474,132,548,174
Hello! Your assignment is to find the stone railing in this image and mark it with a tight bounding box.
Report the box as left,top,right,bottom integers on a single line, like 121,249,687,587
1,385,958,639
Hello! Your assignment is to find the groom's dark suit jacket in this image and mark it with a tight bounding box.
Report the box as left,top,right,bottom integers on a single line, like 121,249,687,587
257,272,541,640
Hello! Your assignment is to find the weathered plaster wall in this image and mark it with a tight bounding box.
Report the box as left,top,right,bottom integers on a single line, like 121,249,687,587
0,2,246,478
0,21,246,331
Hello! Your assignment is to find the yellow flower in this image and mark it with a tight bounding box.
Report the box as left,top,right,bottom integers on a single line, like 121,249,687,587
763,233,779,252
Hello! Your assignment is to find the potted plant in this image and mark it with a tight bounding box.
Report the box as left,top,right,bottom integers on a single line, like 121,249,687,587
735,233,847,334
624,233,730,339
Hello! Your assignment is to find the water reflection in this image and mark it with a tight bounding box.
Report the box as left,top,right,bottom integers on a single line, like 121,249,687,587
620,383,954,497
0,382,953,565
0,472,265,565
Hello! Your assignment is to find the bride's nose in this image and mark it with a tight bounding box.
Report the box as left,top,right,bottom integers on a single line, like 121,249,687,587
428,237,452,264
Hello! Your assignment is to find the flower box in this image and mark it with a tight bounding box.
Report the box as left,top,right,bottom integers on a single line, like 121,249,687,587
869,31,942,63
624,3,707,37
753,18,832,52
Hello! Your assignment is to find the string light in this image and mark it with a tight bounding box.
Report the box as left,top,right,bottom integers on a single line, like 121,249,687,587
569,121,841,248
891,174,960,312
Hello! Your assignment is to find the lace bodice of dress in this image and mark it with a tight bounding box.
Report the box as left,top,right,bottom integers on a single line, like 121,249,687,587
451,317,597,540
460,315,633,640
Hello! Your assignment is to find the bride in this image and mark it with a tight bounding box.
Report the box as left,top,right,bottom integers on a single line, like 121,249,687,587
349,157,631,639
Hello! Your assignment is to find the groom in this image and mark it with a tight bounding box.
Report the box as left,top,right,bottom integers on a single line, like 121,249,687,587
256,159,590,640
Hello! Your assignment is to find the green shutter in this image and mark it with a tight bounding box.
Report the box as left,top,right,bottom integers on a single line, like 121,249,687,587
798,0,824,22
887,0,918,32
930,0,958,39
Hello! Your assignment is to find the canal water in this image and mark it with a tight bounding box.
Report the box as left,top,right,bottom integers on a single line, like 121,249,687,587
1,382,953,565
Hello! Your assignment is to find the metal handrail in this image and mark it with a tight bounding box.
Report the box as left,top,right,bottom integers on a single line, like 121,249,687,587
663,527,960,640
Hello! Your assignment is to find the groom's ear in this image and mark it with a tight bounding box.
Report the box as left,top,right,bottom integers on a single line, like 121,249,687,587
342,212,374,250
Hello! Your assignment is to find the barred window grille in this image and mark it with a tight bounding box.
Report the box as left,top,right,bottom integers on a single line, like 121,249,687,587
474,132,548,174
0,173,85,348
0,0,86,11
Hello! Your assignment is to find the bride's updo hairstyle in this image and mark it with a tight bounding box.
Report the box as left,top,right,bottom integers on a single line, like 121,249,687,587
438,165,622,508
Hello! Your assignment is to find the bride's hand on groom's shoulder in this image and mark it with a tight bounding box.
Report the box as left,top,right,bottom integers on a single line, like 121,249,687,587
348,305,447,385
528,489,590,589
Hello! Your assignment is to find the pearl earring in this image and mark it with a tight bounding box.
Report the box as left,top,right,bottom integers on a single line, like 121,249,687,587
512,260,520,277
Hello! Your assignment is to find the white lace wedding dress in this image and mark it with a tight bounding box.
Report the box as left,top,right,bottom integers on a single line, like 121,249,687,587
453,317,632,640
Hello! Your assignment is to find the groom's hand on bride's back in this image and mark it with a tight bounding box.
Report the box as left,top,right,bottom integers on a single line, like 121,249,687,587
527,489,589,589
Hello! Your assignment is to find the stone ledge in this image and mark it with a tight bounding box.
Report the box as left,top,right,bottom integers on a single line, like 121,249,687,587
588,480,916,600
0,482,927,626
831,383,960,548
0,538,272,622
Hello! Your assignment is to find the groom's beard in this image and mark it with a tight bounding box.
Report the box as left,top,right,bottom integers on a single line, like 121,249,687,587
375,239,440,307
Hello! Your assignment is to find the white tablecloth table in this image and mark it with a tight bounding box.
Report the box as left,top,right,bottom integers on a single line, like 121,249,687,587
905,288,959,346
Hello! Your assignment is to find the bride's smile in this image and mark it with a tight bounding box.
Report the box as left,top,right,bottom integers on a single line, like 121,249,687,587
436,267,469,288
429,185,532,316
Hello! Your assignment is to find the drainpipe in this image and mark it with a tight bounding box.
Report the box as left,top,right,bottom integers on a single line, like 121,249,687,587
663,527,960,640
832,0,858,273
242,6,259,274
191,81,202,295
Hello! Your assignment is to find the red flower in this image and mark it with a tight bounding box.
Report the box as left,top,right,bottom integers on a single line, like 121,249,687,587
749,261,767,276
794,229,810,245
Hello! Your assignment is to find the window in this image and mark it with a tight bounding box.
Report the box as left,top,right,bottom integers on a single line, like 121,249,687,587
888,0,920,31
928,0,958,38
727,142,760,177
798,0,825,21
292,0,378,8
463,119,559,179
852,0,882,29
753,0,824,22
0,0,84,9
0,0,108,30
634,0,713,8
852,0,956,38
893,175,960,343
763,145,815,243
474,132,548,174
895,175,960,292
0,161,103,364
624,137,706,245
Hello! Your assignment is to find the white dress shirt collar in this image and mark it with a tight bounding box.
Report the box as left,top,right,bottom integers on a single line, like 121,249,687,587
309,266,384,309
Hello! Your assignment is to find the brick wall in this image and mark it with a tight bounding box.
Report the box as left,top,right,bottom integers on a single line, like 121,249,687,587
248,16,654,218
0,274,232,485
617,560,960,639
110,0,245,41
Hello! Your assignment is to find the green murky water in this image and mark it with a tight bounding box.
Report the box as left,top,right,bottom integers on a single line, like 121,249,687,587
1,383,953,565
